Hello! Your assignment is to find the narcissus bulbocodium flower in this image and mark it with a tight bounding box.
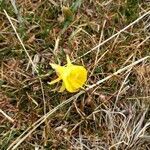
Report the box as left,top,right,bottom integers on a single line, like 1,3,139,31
49,55,87,93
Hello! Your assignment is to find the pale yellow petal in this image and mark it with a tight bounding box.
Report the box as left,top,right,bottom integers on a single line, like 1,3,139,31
50,63,59,69
48,77,61,85
50,63,63,71
59,82,66,92
66,55,72,66
50,63,65,77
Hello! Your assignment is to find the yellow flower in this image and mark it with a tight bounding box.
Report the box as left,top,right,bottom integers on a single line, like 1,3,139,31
49,55,87,93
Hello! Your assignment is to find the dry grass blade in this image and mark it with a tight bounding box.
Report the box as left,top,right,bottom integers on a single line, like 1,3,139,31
7,91,84,150
8,56,149,150
0,109,14,123
3,9,47,114
73,10,150,61
86,56,149,90
3,9,47,144
3,9,38,74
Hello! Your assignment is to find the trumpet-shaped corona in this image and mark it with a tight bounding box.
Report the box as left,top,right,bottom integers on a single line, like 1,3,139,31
49,55,87,93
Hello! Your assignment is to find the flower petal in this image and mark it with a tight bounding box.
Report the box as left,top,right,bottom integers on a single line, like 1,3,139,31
66,55,72,66
50,63,62,71
59,82,66,92
50,63,64,77
63,78,77,92
67,66,87,87
48,77,61,85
